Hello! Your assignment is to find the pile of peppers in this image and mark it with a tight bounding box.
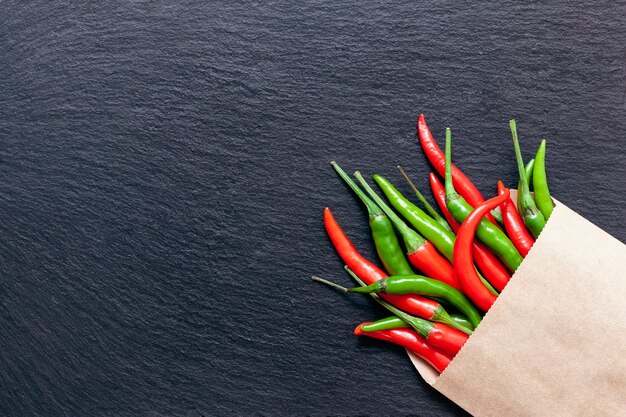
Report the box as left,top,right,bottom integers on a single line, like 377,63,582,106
314,116,555,374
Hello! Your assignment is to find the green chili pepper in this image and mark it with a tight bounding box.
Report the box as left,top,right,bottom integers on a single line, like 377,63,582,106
373,175,456,262
444,128,523,271
344,267,472,335
509,121,546,238
360,314,473,335
332,162,414,276
350,275,481,328
313,274,481,329
533,139,555,220
397,165,455,234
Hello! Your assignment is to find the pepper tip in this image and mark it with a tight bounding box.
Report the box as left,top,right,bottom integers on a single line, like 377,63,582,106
354,322,372,335
497,180,506,193
417,113,426,130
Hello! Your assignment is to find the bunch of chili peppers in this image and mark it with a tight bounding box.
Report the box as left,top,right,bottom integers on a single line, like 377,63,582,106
313,116,555,374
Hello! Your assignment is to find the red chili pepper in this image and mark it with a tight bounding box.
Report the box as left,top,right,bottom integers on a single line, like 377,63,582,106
497,181,535,257
358,312,468,356
430,173,511,291
453,188,511,311
354,323,453,373
323,207,440,320
417,114,499,227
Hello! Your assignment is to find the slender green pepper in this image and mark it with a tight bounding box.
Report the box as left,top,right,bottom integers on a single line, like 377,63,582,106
533,139,555,220
509,121,546,238
360,314,473,335
397,165,455,233
331,274,482,329
332,162,414,276
374,175,456,262
344,267,472,335
444,128,523,271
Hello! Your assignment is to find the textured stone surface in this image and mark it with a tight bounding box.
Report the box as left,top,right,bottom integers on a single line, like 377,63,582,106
0,1,624,416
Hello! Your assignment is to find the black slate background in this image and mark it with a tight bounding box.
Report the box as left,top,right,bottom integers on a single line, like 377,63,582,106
1,1,625,416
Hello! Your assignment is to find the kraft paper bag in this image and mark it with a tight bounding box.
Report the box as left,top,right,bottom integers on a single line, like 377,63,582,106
408,195,626,416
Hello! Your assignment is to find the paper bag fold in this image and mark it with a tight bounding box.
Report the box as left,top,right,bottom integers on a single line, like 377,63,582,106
409,199,626,416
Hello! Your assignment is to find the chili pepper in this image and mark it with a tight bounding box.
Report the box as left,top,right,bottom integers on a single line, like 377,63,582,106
417,114,500,226
517,159,535,210
360,314,473,335
533,139,555,220
346,269,470,352
498,181,534,257
323,207,457,327
444,128,523,271
396,165,454,233
430,173,511,292
510,120,546,238
354,172,461,291
373,175,456,262
332,161,414,276
454,186,511,311
313,274,481,329
354,323,452,373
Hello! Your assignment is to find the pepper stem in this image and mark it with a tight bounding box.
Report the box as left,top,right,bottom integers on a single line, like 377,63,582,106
444,128,460,201
310,276,348,292
510,121,538,214
397,165,453,233
517,158,535,208
311,275,382,293
353,171,426,251
331,161,383,219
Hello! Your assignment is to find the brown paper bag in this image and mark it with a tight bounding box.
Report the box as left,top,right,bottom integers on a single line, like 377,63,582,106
408,195,626,416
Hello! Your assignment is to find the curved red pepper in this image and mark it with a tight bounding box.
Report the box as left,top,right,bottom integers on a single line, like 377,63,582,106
430,173,511,291
453,188,510,311
498,182,535,257
417,114,498,226
354,323,453,373
324,208,440,320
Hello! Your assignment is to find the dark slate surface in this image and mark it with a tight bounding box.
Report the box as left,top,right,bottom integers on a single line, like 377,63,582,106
1,1,625,416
